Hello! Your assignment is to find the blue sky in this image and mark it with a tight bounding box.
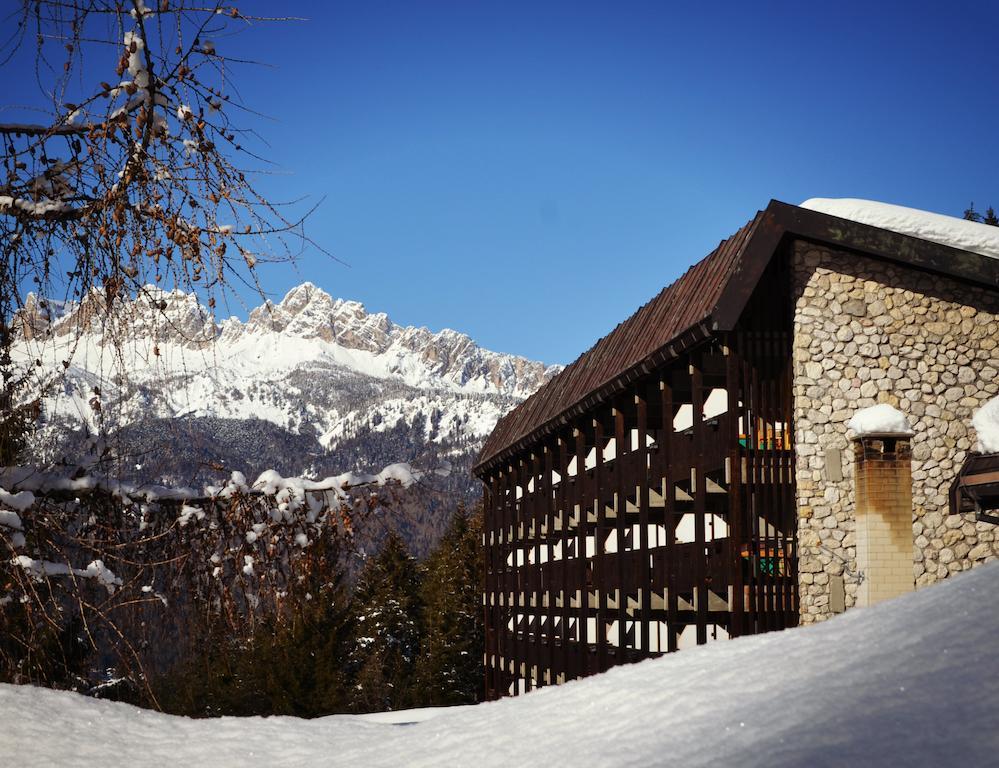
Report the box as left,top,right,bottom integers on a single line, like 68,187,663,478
9,1,999,364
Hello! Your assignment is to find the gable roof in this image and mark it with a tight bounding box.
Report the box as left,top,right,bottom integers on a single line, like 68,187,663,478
474,200,999,475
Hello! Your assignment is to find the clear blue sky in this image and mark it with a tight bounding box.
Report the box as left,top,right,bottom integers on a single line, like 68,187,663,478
11,1,999,365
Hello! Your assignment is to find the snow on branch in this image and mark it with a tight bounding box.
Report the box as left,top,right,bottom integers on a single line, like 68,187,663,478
0,461,419,554
0,462,418,509
12,555,123,593
0,459,418,695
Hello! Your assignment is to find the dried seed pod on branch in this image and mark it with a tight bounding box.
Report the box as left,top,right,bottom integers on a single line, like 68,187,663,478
1,1,312,304
0,0,317,428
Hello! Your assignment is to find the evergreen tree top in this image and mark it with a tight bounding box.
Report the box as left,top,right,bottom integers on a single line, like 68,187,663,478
963,201,999,226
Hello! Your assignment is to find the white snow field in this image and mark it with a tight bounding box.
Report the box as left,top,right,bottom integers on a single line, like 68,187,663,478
3,562,999,767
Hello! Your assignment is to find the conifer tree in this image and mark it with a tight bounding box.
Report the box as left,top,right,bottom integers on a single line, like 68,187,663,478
415,504,485,706
964,202,983,222
243,569,355,717
346,531,423,713
154,542,354,718
963,202,998,226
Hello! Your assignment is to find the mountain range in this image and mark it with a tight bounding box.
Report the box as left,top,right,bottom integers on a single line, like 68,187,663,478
13,283,560,555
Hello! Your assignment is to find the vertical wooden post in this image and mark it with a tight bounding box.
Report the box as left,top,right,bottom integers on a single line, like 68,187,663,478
743,334,761,634
524,453,537,693
613,401,628,659
661,374,678,653
526,454,535,688
486,473,499,698
557,433,571,681
498,463,508,695
636,383,651,655
512,457,524,694
574,424,591,677
782,339,799,625
542,440,555,685
691,355,708,645
593,414,608,673
725,338,745,639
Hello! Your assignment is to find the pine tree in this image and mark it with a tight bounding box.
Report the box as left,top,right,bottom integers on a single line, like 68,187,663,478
245,570,355,717
415,504,485,706
962,201,999,226
346,530,423,713
154,543,354,717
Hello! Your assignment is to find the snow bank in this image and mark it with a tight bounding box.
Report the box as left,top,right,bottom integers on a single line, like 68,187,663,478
847,403,912,435
972,395,999,453
801,198,999,259
4,562,999,767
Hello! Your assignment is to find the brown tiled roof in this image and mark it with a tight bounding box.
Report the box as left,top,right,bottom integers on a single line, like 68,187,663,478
474,200,999,474
475,210,765,471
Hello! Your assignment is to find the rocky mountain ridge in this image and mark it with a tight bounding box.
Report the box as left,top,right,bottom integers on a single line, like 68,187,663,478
13,283,560,556
18,282,558,400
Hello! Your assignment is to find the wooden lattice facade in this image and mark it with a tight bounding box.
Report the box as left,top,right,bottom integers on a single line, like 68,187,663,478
475,252,800,698
473,200,999,700
478,343,799,696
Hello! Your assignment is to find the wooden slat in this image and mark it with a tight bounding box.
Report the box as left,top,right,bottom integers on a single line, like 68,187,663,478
575,424,590,677
593,414,608,673
636,382,651,654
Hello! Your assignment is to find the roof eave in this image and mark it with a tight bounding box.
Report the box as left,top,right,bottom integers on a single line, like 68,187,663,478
472,319,714,475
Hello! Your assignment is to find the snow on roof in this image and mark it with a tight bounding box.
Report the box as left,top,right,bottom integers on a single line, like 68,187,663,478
973,395,999,454
3,562,999,766
847,403,912,436
801,198,999,260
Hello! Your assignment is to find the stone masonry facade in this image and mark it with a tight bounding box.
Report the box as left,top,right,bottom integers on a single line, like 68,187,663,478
791,240,999,623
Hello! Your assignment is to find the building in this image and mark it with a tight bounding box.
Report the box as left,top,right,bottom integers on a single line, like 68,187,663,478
472,199,999,700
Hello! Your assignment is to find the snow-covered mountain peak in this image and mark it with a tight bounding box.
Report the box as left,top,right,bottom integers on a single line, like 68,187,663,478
13,281,561,462
224,283,560,398
18,281,560,398
17,285,218,348
240,283,394,352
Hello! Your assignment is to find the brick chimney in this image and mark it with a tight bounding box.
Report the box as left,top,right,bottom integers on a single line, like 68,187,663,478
853,434,914,605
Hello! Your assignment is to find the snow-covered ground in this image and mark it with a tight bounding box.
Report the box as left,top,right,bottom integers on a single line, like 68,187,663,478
4,561,998,767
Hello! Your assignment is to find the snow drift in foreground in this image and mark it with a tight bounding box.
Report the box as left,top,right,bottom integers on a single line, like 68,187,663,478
4,563,999,767
801,197,999,259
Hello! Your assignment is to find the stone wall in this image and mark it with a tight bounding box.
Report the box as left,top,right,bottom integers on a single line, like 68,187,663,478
791,240,999,624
